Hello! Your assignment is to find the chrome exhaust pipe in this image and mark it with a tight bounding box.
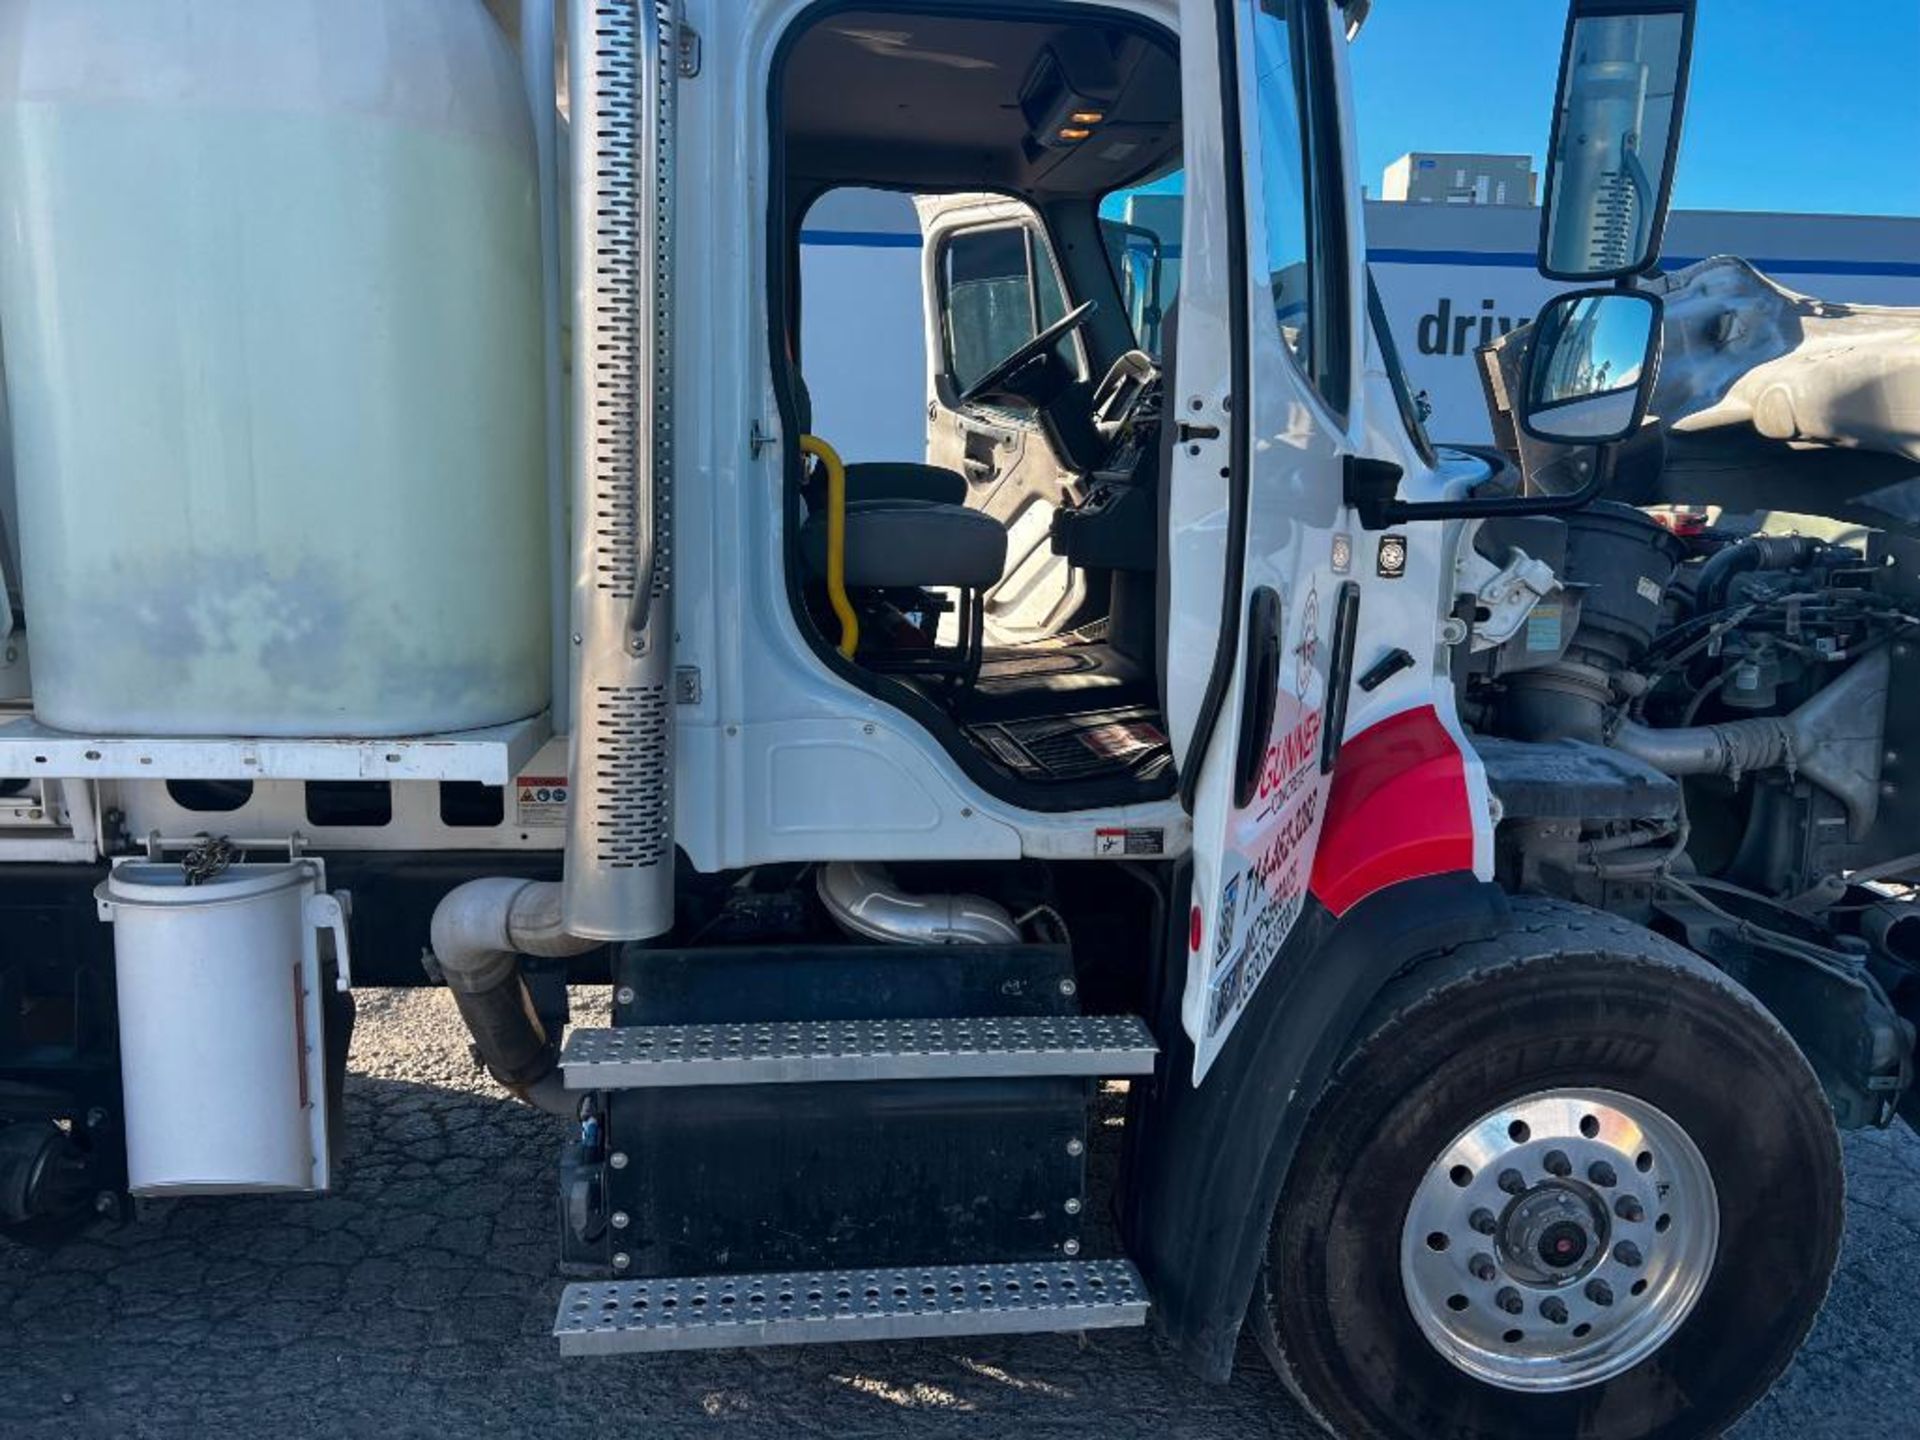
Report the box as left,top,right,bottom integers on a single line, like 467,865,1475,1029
816,862,1021,946
560,0,680,943
429,878,599,1115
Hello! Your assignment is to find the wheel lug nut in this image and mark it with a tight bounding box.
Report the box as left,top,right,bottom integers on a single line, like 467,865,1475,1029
1469,1207,1498,1235
1469,1253,1498,1282
1496,1286,1524,1315
1586,1279,1614,1306
1587,1160,1617,1187
1498,1168,1527,1195
1542,1149,1572,1178
1614,1195,1645,1223
1540,1297,1569,1325
1614,1240,1643,1268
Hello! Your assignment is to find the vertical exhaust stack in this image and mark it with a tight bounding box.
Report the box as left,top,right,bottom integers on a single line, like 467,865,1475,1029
428,0,678,1105
563,0,679,942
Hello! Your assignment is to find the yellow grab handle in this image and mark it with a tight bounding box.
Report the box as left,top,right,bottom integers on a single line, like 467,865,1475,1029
800,434,859,659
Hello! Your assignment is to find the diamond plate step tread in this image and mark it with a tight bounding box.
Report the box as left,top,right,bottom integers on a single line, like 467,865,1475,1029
559,1014,1158,1088
555,1258,1149,1356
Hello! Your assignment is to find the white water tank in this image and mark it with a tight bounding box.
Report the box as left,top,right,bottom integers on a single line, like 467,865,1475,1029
0,0,551,736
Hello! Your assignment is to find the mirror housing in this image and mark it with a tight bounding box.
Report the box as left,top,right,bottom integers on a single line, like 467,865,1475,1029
1520,289,1663,449
1539,1,1696,282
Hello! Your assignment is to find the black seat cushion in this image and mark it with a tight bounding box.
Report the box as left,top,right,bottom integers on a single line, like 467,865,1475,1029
843,460,968,506
801,499,1006,591
791,370,968,505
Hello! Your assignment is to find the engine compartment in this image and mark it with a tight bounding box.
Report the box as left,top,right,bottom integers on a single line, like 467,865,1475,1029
1461,501,1920,1125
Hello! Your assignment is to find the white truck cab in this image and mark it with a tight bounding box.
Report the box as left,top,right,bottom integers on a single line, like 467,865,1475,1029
3,4,1899,1436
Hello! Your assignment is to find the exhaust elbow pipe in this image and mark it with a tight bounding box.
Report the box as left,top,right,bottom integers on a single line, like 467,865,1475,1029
817,862,1021,946
429,878,600,1116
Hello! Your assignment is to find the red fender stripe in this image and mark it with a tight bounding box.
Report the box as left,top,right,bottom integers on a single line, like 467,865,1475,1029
1308,706,1475,917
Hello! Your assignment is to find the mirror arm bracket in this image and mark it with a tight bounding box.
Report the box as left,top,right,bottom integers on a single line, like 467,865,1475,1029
1347,449,1615,531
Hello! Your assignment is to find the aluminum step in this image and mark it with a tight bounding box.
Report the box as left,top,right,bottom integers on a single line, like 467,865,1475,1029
560,1014,1158,1089
555,1258,1148,1356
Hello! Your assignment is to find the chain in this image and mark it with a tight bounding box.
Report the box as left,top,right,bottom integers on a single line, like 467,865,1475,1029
181,834,236,887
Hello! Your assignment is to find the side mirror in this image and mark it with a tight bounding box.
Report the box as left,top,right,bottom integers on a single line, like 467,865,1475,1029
1520,290,1662,446
1539,2,1696,281
1100,218,1166,351
1345,290,1664,531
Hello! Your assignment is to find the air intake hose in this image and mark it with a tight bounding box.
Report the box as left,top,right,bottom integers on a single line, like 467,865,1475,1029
1611,646,1891,836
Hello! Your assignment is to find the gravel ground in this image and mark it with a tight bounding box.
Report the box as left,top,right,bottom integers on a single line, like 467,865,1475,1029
5,985,1919,1440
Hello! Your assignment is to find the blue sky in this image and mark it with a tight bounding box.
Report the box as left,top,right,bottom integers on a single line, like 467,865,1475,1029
1350,1,1920,217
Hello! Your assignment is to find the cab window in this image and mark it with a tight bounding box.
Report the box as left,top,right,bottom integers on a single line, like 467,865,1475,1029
940,223,1071,396
1250,0,1349,414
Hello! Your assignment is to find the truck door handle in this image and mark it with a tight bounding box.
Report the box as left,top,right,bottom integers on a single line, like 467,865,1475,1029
1233,587,1285,810
1321,582,1362,774
961,457,994,481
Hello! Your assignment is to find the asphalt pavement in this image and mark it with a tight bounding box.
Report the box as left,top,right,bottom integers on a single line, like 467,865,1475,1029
4,985,1918,1439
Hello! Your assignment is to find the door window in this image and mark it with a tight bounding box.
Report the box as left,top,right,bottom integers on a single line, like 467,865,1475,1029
940,223,1072,397
1250,0,1348,413
1099,169,1183,357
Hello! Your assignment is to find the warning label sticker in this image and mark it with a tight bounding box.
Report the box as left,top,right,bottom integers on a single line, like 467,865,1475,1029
515,775,569,829
1095,826,1166,857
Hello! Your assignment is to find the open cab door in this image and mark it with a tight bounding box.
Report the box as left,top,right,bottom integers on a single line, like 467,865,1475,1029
1167,0,1359,1081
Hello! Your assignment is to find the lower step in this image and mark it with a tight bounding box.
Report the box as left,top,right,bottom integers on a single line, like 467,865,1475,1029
561,1014,1158,1088
554,1258,1149,1356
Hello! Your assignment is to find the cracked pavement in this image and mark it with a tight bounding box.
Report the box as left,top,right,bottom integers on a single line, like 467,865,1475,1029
5,985,1919,1439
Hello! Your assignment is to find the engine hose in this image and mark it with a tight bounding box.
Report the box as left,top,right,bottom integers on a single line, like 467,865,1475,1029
1612,715,1792,777
1609,647,1891,836
1694,535,1823,612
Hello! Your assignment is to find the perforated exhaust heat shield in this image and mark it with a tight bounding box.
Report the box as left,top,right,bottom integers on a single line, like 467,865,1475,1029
563,0,678,941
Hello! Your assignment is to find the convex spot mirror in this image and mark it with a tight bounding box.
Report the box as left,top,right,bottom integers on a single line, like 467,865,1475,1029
1540,2,1696,282
1521,289,1663,446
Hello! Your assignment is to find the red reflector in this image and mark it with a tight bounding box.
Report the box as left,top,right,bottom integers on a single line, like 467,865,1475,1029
1189,905,1204,952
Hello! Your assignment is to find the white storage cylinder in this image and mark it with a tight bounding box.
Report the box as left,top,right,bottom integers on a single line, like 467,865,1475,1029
0,0,551,736
99,862,335,1195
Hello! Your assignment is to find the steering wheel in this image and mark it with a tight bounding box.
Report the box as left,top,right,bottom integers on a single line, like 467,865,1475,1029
959,299,1098,405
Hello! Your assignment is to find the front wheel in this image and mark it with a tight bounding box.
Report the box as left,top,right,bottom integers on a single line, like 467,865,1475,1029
1257,897,1843,1440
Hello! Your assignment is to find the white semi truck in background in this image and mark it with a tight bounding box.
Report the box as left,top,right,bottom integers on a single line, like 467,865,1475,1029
5,3,1920,1436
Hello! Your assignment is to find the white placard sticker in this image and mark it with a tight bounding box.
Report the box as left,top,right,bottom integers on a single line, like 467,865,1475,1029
515,774,568,828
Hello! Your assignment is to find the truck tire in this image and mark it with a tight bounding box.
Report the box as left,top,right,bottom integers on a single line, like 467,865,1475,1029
1254,896,1842,1440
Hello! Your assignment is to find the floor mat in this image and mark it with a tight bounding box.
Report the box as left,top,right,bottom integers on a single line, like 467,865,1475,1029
964,638,1153,721
967,706,1173,785
977,650,1102,681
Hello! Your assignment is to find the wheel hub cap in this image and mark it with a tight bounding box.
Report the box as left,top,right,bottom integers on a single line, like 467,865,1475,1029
1499,1186,1605,1284
1399,1088,1719,1392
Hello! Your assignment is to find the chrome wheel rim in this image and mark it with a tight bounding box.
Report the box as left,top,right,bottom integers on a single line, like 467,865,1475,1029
1399,1087,1718,1392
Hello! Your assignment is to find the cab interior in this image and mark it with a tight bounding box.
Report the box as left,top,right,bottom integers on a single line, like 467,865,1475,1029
773,4,1185,809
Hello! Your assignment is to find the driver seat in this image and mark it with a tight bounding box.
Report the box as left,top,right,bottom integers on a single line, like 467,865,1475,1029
791,373,1005,680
